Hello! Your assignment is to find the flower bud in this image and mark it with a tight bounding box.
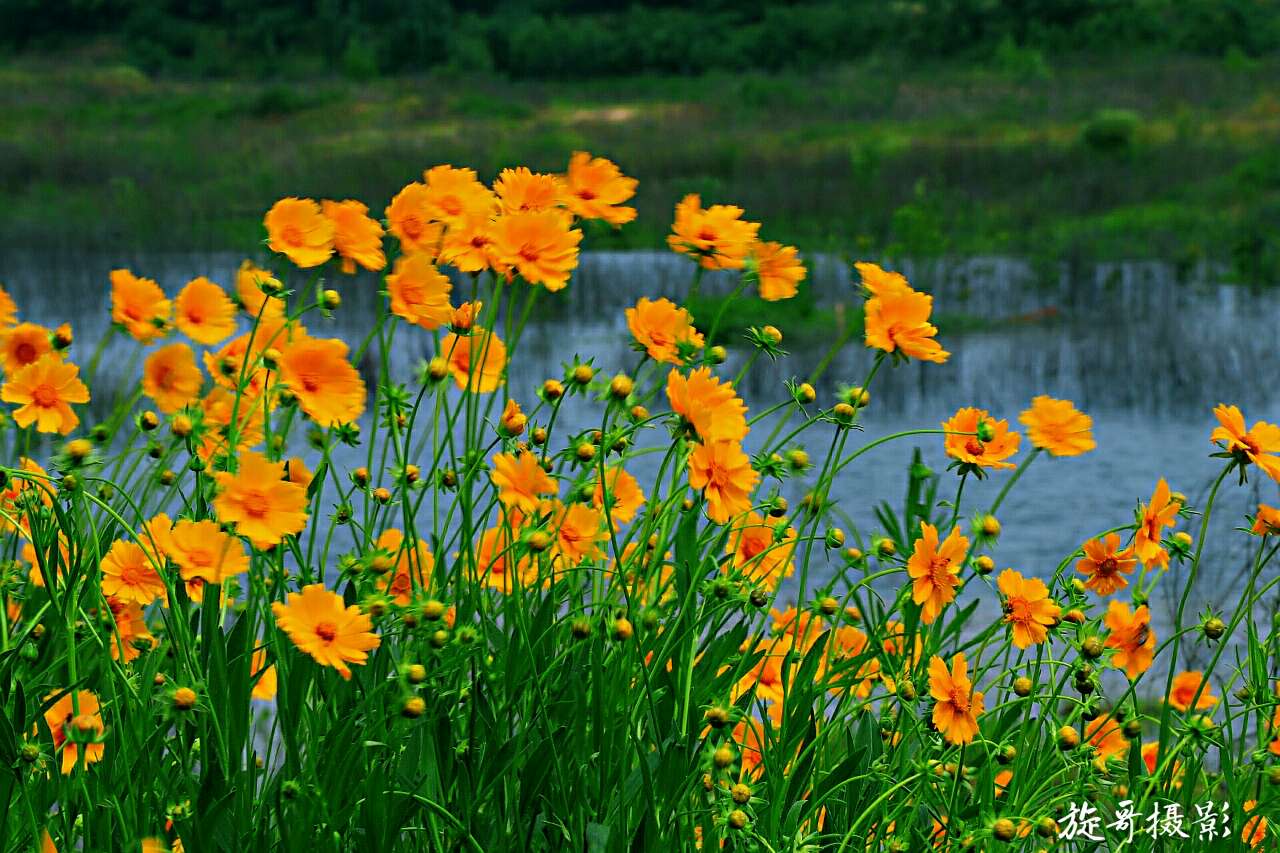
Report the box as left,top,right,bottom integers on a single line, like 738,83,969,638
321,289,341,311
406,664,427,684
760,325,782,345
402,696,426,718
1057,725,1080,750
1013,676,1032,697
713,744,735,768
543,379,564,400
612,618,633,642
571,364,594,385
992,818,1016,842
609,374,633,399
1202,616,1226,640
1080,637,1104,659
825,527,845,549
795,382,816,404
705,706,730,728
708,345,727,364
173,687,197,711
976,419,996,443
727,809,748,830
171,415,193,438
571,618,592,640
980,515,1001,537
730,782,752,804
974,555,995,575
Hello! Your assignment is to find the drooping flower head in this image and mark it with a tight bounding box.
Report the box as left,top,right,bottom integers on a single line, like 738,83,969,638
666,367,748,444
750,242,805,301
928,653,985,745
667,193,760,270
386,254,453,330
265,197,335,268
688,440,758,524
907,522,969,624
213,450,309,550
563,152,637,225
174,277,237,345
491,211,583,291
1076,532,1137,596
440,327,507,393
110,269,171,343
942,407,1020,471
997,569,1060,649
279,337,366,426
272,584,381,680
1252,504,1280,535
625,297,704,364
1134,478,1178,569
1019,396,1096,457
1104,600,1156,679
42,689,105,774
1,355,90,435
322,199,386,273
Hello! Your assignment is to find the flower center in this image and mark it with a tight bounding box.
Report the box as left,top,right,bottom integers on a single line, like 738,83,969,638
401,215,423,239
697,227,717,243
1097,556,1118,575
576,187,597,201
964,438,985,456
14,342,36,363
282,225,304,246
242,490,271,518
948,688,971,714
32,383,59,407
119,563,147,588
440,197,462,216
519,244,540,263
186,305,205,324
314,621,338,643
929,555,953,583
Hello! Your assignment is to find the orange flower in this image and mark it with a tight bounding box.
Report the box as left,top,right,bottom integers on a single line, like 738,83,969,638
551,501,606,567
285,456,313,490
205,318,296,399
491,450,557,513
475,523,537,593
1085,715,1130,769
928,653,985,745
1253,504,1280,535
731,716,767,779
855,262,914,297
997,569,1060,648
490,211,583,291
1135,478,1178,569
213,450,309,549
1076,532,1137,596
322,199,386,273
824,626,880,698
1211,403,1280,482
942,407,1020,470
2,355,90,435
907,523,969,624
440,327,507,393
734,637,791,704
688,440,758,524
174,277,237,345
386,182,444,257
279,337,366,426
374,528,434,605
264,197,334,268
667,193,760,270
105,595,155,661
235,260,285,320
110,269,171,343
1168,671,1217,712
726,513,796,591
592,465,646,526
251,647,278,701
1104,600,1156,679
626,298,704,364
422,164,497,226
494,166,565,215
1243,800,1267,849
563,152,637,225
386,254,453,330
1019,396,1096,457
42,690,105,774
0,283,15,326
1140,741,1183,784
439,217,502,273
100,539,166,606
750,242,805,301
0,322,52,375
272,583,380,680
666,367,748,443
864,287,949,363
197,386,266,462
142,342,203,413
168,519,249,585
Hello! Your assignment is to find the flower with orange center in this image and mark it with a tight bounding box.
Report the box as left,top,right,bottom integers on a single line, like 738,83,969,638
0,322,52,375
864,287,949,364
666,367,749,444
823,626,880,698
494,166,565,215
272,583,380,680
906,523,969,624
475,523,537,593
168,518,249,586
1167,670,1217,712
2,355,90,435
1211,403,1280,482
1104,600,1156,678
667,193,760,270
285,456,313,490
725,513,795,591
592,464,646,526
626,297,704,364
204,317,298,398
997,569,1060,648
439,217,503,273
385,182,444,257
1253,504,1280,535
386,254,453,330
855,262,914,297
322,199,386,273
41,689,105,774
1140,741,1183,785
551,501,606,567
734,637,791,705
422,164,497,226
1134,477,1178,570
1243,800,1267,849
100,539,167,606
0,283,15,327
105,595,154,662
264,197,334,268
213,450,308,550
197,386,266,462
1076,532,1137,596
279,337,366,426
942,407,1020,470
490,210,583,291
373,528,435,605
688,440,759,524
440,327,507,393
1019,395,1096,457
928,653,985,745
750,242,806,301
110,268,171,343
251,647,278,701
142,342,203,413
491,450,557,514
563,152,637,225
235,260,285,320
0,457,53,531
173,277,237,345
1085,715,1130,770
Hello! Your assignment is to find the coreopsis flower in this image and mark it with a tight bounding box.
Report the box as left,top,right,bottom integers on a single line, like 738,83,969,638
592,464,646,525
731,716,767,779
279,337,366,426
475,523,537,593
667,194,760,270
100,539,166,606
666,367,748,443
823,626,880,698
1018,395,1096,457
498,398,526,436
928,653,985,745
264,197,334,268
1168,671,1217,712
1211,403,1280,482
138,512,175,565
490,211,583,291
1134,478,1178,569
105,595,154,661
0,322,52,375
168,519,249,586
551,501,607,566
174,277,237,345
440,327,507,393
625,297,704,364
197,387,266,462
322,199,386,273
863,287,949,363
251,647,278,701
272,583,381,680
0,284,15,326
906,523,969,624
1076,532,1137,595
42,689,105,774
422,164,497,226
1243,800,1267,849
285,456,313,490
563,152,637,225
386,182,443,257
2,355,90,435
997,569,1060,649
110,269,171,343
374,528,434,605
24,531,69,588
855,262,913,297
494,166,565,215
439,217,502,273
213,450,309,549
1252,503,1280,535
1085,715,1130,770
771,606,825,649
1104,600,1156,678
142,342,203,413
734,637,790,704
386,254,453,330
204,320,292,398
0,457,52,532
688,440,758,524
942,407,1020,470
490,450,557,513
1140,741,1183,784
750,242,805,301
235,260,285,320
725,513,795,590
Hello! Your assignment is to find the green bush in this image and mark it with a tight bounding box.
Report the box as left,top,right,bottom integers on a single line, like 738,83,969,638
1081,108,1140,154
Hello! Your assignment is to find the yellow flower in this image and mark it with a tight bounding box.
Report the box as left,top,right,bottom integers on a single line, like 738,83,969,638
688,440,758,524
1211,403,1280,482
1076,532,1137,596
551,501,606,567
864,286,948,363
322,199,386,273
374,528,435,605
235,260,285,320
0,322,52,375
386,182,444,257
726,512,796,590
625,298,703,364
666,367,748,443
264,197,334,268
1019,395,1096,456
491,450,557,513
1134,477,1178,569
250,647,278,701
494,166,565,215
997,569,1060,648
386,254,453,330
563,152,637,225
213,450,309,550
667,193,760,270
272,583,380,680
854,262,914,297
421,164,497,226
942,407,1020,470
928,653,984,745
142,343,203,413
174,277,237,345
279,337,366,426
751,242,805,301
592,465,646,526
1104,600,1155,678
100,539,166,606
490,211,583,291
1167,670,1217,712
440,327,507,393
0,283,16,327
1,355,90,435
41,689,105,774
110,269,171,343
906,523,968,624
168,518,249,585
